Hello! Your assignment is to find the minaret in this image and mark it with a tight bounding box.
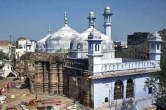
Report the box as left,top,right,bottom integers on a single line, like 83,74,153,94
148,31,162,61
87,11,96,28
87,29,103,73
103,6,113,38
64,11,68,26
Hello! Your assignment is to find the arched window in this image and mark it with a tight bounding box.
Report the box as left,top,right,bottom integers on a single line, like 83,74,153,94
70,43,73,49
114,80,123,99
126,79,134,98
95,44,100,51
90,44,93,51
77,44,81,49
95,44,97,51
97,44,100,51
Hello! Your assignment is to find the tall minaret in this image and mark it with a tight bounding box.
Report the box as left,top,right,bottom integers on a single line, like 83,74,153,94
87,11,96,28
103,6,113,38
148,31,162,61
64,11,68,26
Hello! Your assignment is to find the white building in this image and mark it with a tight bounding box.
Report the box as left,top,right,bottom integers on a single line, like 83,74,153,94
15,37,36,60
0,62,17,78
64,6,162,110
0,41,12,56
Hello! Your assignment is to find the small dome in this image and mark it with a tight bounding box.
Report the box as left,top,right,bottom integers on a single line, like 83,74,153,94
89,11,95,18
148,31,162,42
104,6,111,14
153,31,160,37
105,6,110,10
26,40,31,45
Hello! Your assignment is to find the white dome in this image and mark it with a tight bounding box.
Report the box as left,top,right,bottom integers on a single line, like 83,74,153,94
45,25,80,53
70,27,114,52
51,25,79,40
104,6,111,14
38,34,51,44
148,31,162,42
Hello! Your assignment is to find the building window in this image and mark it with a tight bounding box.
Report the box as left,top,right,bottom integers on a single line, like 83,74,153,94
126,79,134,98
70,43,73,49
114,80,123,99
95,44,97,51
105,97,108,102
148,87,152,94
77,44,80,49
157,44,160,50
151,44,155,50
95,44,100,51
90,44,93,51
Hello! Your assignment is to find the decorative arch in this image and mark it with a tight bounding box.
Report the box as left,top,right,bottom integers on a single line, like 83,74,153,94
126,78,134,98
95,44,100,51
114,80,123,99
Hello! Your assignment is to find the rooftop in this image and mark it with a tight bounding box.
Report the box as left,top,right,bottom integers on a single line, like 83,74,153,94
88,67,160,79
0,41,11,46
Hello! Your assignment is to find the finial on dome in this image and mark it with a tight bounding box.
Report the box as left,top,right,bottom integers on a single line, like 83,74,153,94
153,30,160,37
64,11,68,26
48,26,51,33
87,11,96,28
103,6,112,15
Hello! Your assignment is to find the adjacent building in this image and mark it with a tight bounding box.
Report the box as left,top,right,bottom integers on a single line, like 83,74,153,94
15,37,36,60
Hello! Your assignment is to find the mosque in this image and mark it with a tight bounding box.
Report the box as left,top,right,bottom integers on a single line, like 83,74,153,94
37,6,162,110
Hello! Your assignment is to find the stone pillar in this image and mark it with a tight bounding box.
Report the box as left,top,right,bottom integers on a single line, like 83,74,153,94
123,80,127,99
111,81,115,101
58,64,63,94
63,69,69,96
49,64,58,94
83,78,91,108
35,62,43,94
30,80,35,93
83,90,90,107
43,62,49,94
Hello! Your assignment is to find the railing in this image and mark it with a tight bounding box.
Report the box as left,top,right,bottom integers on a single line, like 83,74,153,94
99,60,160,72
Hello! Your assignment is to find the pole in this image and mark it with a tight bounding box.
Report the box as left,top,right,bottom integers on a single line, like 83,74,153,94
109,89,111,110
9,35,11,44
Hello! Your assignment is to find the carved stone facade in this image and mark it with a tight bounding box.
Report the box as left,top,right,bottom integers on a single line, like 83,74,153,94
15,52,65,95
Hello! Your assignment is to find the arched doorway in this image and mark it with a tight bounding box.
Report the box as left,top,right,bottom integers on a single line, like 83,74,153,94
114,80,123,99
126,78,134,98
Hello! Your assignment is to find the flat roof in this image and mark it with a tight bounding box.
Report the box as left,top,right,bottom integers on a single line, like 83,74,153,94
88,67,160,79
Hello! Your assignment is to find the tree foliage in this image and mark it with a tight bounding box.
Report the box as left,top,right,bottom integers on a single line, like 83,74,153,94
0,51,9,60
0,51,9,69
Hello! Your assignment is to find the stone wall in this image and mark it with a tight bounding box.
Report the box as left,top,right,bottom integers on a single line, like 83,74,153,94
63,58,92,108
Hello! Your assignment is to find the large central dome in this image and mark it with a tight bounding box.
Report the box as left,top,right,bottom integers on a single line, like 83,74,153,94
45,24,79,53
36,12,80,53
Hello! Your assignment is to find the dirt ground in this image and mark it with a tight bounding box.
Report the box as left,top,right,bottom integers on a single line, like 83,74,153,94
0,77,74,110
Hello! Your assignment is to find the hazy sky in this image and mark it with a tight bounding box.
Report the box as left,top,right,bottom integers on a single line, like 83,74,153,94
0,0,166,41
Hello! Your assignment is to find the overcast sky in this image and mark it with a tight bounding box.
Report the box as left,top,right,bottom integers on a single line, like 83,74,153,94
0,0,166,41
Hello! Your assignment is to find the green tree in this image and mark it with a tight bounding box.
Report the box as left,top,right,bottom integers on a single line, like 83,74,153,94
0,51,9,60
0,51,9,69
